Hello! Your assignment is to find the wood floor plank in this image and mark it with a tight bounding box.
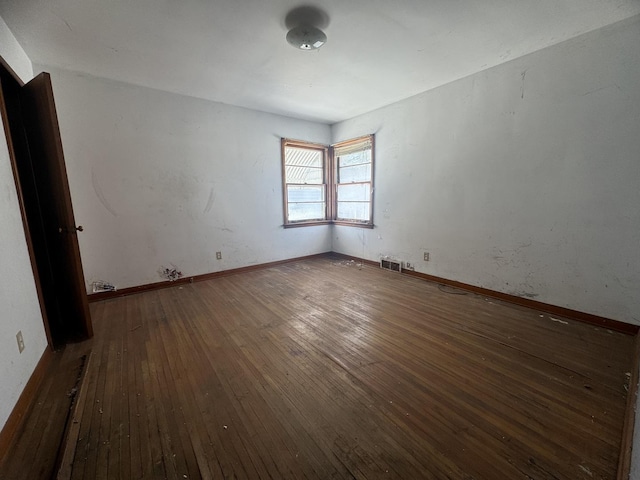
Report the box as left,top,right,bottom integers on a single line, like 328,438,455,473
123,295,143,480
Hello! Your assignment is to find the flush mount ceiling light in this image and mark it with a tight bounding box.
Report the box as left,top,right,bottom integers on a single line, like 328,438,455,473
286,24,327,50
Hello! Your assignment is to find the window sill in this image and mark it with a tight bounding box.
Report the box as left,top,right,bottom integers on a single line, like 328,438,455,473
283,221,331,228
283,221,374,229
332,221,374,229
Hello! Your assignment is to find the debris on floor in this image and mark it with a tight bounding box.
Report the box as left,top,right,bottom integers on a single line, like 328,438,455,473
549,317,569,325
333,259,363,268
578,464,593,477
160,265,183,281
92,280,116,293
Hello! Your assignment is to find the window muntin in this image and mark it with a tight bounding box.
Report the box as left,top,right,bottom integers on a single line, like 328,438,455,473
282,141,328,224
282,135,374,227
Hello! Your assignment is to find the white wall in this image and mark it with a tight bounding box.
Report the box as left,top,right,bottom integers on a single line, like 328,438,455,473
331,15,640,326
34,66,332,290
0,16,32,84
0,115,47,435
0,20,48,434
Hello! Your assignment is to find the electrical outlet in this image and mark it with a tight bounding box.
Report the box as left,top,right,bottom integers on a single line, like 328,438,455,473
216,251,222,260
16,331,25,353
424,252,430,261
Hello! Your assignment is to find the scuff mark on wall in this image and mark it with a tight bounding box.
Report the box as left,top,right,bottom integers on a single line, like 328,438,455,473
507,290,539,299
214,217,234,233
91,167,118,217
520,69,528,99
252,154,267,175
490,241,532,268
49,9,74,32
579,83,621,97
500,49,512,60
203,187,216,214
382,202,391,219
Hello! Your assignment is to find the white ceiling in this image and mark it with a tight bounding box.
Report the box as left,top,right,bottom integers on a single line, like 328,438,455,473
1,0,639,124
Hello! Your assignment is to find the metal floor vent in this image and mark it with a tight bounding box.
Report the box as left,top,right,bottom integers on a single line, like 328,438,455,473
380,258,402,272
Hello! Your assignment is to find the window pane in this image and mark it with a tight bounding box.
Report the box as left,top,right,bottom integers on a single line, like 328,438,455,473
338,149,371,167
338,164,371,183
285,165,323,184
288,202,326,221
287,185,325,203
337,202,370,221
337,183,370,202
285,147,323,168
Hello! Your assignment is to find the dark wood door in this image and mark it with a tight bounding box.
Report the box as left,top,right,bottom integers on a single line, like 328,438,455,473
16,72,92,347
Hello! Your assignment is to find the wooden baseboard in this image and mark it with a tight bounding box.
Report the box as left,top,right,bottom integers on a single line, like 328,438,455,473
331,253,639,336
88,252,331,302
0,346,53,459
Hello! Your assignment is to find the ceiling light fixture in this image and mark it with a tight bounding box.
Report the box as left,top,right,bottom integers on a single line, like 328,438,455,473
286,24,327,50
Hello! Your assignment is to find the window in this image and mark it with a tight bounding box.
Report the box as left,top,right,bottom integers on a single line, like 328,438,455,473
334,136,374,225
282,135,374,227
282,140,329,224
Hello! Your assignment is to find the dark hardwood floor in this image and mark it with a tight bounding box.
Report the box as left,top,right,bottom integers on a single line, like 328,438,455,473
0,351,85,480
2,256,636,479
